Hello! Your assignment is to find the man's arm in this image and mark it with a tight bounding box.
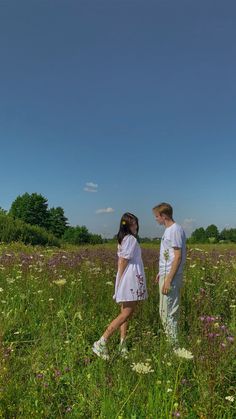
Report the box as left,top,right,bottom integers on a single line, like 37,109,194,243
162,248,182,295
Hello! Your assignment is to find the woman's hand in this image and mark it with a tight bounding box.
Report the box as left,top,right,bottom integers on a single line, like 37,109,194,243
154,273,160,284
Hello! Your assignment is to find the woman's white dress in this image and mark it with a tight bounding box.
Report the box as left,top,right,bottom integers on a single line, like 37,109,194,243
113,234,148,303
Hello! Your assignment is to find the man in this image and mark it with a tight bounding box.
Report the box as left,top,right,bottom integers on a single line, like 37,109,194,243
153,202,192,357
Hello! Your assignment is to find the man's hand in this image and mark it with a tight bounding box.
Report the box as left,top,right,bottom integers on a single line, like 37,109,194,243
154,273,160,284
162,276,172,295
161,247,181,294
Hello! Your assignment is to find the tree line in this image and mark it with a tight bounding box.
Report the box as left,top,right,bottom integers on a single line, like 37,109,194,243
189,224,236,243
1,193,235,246
0,192,103,246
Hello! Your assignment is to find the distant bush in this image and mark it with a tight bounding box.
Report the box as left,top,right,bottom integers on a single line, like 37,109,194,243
89,234,104,245
0,213,60,246
62,225,103,245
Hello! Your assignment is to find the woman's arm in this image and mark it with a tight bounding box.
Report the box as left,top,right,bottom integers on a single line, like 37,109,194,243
117,257,129,280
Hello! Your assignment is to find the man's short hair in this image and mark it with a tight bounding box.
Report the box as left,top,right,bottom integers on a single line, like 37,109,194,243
152,202,173,219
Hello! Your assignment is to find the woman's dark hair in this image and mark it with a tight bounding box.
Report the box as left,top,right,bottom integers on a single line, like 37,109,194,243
117,212,139,244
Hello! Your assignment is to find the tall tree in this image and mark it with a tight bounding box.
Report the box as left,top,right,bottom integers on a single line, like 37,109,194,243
48,207,68,238
220,228,236,242
9,193,49,229
205,224,219,241
190,227,207,243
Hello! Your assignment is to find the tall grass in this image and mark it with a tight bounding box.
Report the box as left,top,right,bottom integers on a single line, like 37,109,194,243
0,243,235,418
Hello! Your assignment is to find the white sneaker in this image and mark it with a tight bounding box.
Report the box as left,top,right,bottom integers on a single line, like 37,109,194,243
92,340,109,360
118,341,128,359
173,347,194,360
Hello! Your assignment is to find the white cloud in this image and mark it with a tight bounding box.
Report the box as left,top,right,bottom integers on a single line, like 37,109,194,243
182,218,196,236
84,182,98,193
96,207,115,214
86,182,98,188
84,187,97,193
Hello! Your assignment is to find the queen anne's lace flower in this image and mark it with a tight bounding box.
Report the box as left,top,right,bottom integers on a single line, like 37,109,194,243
174,348,194,359
131,362,154,374
225,396,234,402
53,279,67,286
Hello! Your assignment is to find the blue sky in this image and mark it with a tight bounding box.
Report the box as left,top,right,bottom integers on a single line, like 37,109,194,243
0,0,236,238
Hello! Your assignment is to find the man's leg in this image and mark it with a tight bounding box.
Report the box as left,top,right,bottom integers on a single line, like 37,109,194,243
159,274,183,346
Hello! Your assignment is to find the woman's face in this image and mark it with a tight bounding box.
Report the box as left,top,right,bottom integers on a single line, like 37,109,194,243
130,220,138,235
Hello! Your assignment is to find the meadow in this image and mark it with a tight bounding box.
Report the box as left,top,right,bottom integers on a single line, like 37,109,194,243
0,242,235,419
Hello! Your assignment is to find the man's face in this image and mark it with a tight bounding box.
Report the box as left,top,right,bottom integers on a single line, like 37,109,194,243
154,211,165,225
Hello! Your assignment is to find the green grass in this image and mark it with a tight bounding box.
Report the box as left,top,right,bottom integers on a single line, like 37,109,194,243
0,242,235,418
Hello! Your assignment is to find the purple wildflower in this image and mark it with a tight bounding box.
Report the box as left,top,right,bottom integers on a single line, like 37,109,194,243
172,412,181,417
220,343,227,349
66,407,72,413
54,369,62,378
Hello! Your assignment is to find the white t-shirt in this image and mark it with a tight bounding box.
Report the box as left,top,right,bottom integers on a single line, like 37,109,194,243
159,223,186,275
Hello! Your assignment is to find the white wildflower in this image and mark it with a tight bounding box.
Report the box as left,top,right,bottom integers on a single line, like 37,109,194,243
106,281,113,286
6,278,15,284
53,279,67,286
174,348,194,360
131,362,154,374
225,396,234,402
74,311,83,320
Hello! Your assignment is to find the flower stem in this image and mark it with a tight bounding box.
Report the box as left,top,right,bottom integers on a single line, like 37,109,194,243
115,377,142,418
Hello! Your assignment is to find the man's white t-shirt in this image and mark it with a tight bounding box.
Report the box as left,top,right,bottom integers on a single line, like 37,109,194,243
159,223,186,275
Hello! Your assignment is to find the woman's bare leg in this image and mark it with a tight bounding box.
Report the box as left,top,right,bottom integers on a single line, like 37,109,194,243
102,301,137,340
120,318,128,342
120,302,136,341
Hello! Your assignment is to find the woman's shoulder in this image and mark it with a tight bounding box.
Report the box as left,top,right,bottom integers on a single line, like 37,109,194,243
121,234,137,244
118,235,137,250
117,234,138,259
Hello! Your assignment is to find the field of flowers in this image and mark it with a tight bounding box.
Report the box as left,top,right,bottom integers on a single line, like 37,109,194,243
0,242,235,418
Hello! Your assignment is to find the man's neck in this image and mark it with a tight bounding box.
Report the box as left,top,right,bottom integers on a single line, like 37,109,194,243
164,218,175,228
